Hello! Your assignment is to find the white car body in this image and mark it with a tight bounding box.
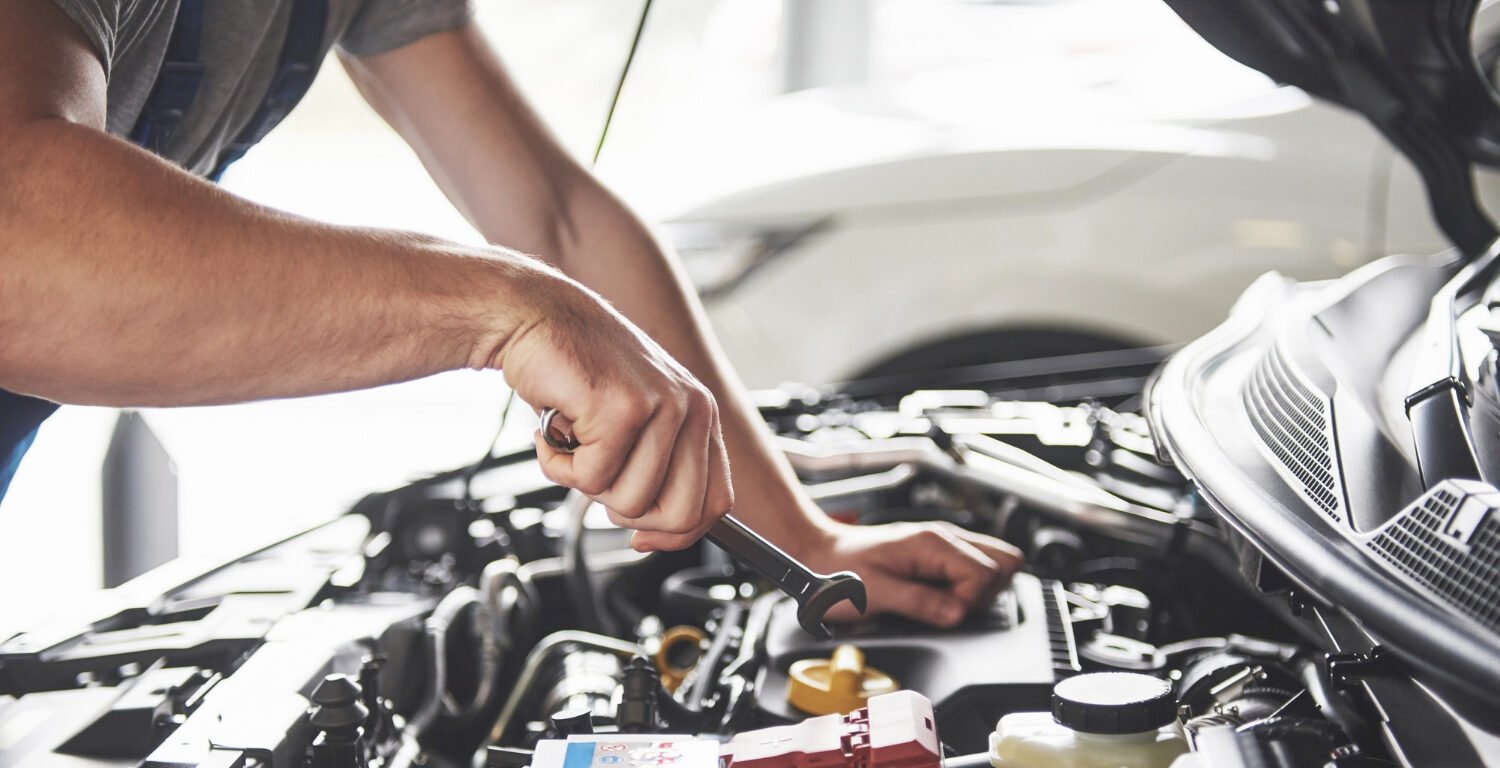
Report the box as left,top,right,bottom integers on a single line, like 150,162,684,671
618,0,1497,388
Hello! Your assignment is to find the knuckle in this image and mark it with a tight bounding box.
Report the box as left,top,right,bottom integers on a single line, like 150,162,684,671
577,480,608,496
613,497,650,520
677,384,707,415
618,395,653,426
648,504,699,534
658,392,686,424
917,527,948,547
575,471,610,496
663,509,701,535
693,385,716,414
709,487,733,517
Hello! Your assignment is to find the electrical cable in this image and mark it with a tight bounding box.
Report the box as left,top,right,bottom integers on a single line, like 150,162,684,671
464,389,517,506
592,0,654,167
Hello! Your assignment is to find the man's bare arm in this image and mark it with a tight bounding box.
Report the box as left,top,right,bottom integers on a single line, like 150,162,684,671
347,24,1023,625
0,0,731,543
0,0,544,405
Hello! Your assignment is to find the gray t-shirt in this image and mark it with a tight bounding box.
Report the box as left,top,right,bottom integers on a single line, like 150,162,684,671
48,0,472,176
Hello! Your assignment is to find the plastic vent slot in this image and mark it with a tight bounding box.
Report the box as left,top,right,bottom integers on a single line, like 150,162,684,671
1242,345,1344,523
1367,481,1500,631
1044,579,1081,678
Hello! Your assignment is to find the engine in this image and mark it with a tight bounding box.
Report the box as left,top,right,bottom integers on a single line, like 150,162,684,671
0,352,1397,768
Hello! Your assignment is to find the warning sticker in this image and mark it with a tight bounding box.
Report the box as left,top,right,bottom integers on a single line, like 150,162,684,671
534,736,720,768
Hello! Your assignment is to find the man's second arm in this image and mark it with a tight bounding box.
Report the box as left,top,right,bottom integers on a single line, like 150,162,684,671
346,24,1025,625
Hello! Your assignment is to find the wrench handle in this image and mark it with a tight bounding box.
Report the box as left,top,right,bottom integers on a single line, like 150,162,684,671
706,515,822,598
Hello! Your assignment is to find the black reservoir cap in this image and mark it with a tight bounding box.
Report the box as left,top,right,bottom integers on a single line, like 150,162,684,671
1052,672,1176,734
550,706,596,736
487,747,534,768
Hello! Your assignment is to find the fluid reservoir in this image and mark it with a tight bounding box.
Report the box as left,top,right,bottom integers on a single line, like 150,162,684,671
989,672,1187,768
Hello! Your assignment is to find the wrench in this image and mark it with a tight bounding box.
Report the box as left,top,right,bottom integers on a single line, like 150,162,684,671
538,407,867,638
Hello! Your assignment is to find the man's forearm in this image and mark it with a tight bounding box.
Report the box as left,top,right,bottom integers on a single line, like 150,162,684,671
2,0,738,550
0,119,546,406
535,176,836,550
342,25,835,553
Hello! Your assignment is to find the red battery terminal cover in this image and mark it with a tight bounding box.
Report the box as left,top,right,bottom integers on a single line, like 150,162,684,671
722,691,941,768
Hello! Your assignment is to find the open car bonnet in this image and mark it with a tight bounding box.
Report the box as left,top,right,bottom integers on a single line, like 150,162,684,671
1163,0,1500,255
1143,0,1500,743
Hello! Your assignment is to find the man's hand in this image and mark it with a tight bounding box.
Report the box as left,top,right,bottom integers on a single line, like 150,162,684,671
492,276,733,552
797,520,1024,627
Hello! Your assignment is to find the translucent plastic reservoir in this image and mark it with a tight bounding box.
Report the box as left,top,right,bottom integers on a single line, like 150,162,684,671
989,712,1188,768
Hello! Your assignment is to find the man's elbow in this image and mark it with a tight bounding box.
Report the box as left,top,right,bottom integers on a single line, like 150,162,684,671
0,117,75,212
531,168,619,271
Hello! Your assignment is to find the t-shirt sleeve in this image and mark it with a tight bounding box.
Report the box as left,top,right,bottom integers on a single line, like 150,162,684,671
47,0,117,74
338,0,474,57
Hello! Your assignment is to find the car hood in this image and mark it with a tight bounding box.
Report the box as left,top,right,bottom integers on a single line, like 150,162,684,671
1163,0,1500,255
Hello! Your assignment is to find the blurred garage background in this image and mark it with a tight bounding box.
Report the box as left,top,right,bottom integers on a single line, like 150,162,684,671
0,0,1471,628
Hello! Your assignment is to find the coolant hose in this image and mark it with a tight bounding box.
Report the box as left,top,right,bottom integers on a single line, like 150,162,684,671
483,631,640,751
407,585,485,737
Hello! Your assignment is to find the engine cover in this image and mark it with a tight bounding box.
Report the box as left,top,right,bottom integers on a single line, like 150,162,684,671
755,573,1073,752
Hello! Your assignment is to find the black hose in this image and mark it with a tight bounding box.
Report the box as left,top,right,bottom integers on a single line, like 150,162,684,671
604,567,647,627
1236,716,1349,751
408,586,485,737
659,564,741,622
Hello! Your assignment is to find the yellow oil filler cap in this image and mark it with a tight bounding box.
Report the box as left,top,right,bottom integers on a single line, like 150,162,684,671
787,644,899,715
654,625,707,692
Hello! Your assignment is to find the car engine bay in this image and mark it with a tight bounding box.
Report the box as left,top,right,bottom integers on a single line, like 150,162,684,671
2,351,1474,768
9,0,1500,764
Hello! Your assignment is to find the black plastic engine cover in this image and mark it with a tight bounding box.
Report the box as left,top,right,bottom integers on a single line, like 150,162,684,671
754,573,1069,753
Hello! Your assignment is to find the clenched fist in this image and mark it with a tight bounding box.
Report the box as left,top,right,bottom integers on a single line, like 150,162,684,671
494,268,733,551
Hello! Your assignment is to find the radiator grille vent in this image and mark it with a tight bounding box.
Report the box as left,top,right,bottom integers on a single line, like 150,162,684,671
1243,346,1343,523
1368,482,1500,631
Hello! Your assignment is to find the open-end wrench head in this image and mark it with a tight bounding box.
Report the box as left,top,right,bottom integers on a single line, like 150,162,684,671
794,570,867,638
